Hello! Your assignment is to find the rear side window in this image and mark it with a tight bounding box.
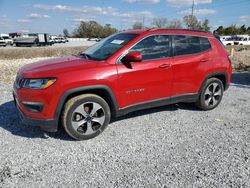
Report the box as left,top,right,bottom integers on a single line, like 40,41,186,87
173,35,211,56
130,35,171,61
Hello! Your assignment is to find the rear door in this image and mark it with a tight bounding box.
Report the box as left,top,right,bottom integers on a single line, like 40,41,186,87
171,35,213,96
116,34,173,108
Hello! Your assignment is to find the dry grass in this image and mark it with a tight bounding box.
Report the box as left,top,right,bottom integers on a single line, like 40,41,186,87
0,57,52,84
0,46,88,60
231,51,250,72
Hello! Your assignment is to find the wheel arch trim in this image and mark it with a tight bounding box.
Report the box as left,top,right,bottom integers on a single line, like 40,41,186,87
54,85,119,125
199,71,229,94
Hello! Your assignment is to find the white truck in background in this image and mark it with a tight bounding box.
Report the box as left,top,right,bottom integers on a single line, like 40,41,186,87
0,37,6,47
237,36,250,45
220,35,250,46
221,38,235,46
0,34,13,46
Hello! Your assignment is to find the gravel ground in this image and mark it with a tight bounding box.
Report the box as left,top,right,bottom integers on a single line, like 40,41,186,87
0,73,250,187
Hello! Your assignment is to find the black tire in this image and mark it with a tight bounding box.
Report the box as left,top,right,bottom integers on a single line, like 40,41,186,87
62,94,111,140
195,78,224,110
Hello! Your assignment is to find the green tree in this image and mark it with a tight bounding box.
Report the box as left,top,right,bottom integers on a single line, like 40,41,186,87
239,25,247,34
73,21,117,38
247,27,250,34
224,25,238,35
215,26,224,35
63,29,69,37
214,25,250,35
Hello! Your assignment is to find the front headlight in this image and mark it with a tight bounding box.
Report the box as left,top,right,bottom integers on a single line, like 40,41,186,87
23,78,56,89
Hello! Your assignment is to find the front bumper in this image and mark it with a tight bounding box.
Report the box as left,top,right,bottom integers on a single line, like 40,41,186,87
13,93,58,132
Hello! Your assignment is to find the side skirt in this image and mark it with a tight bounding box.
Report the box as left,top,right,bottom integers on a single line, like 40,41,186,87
116,93,198,117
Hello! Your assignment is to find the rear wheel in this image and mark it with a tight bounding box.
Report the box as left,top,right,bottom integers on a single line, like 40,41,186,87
196,78,224,110
62,94,111,140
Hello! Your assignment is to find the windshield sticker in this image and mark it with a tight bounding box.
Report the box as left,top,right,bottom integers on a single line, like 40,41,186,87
111,39,124,44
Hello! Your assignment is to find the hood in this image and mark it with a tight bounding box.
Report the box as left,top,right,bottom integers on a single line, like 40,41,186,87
19,56,99,78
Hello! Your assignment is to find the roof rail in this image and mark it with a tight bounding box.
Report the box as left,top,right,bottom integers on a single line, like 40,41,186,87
147,28,211,34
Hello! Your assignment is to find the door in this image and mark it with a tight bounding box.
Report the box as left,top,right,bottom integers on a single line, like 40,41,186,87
171,35,213,96
116,35,173,108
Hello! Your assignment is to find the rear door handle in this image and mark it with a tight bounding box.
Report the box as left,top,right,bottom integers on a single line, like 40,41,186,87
159,64,171,68
200,58,208,62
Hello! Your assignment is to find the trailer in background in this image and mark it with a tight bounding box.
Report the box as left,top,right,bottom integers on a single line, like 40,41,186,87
14,33,52,47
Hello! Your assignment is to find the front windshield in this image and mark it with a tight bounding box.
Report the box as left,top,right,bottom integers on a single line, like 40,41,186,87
82,33,138,61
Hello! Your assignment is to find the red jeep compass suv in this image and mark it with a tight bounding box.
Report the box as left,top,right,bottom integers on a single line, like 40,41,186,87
13,29,232,140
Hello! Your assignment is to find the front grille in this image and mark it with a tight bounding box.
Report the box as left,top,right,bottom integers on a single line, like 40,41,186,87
15,77,25,88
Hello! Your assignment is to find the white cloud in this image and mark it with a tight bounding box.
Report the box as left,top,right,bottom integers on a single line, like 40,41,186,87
20,29,30,33
68,16,96,23
17,19,31,23
239,15,250,22
123,0,160,4
166,0,212,7
0,16,9,27
180,8,216,15
118,10,154,18
121,18,138,23
27,13,50,19
33,4,155,24
33,4,117,16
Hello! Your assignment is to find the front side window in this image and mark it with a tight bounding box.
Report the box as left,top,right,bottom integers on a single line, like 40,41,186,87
129,35,171,61
83,33,138,61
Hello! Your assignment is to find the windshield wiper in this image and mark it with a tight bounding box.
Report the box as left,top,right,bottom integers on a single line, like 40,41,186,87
79,53,92,59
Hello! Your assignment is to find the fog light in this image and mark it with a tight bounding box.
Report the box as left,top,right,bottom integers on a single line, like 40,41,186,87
22,101,44,112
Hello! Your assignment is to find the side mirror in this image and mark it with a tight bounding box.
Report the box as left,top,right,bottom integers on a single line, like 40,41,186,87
123,51,142,63
121,51,142,69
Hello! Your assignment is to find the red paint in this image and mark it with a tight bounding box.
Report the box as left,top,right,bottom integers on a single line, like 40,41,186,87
13,29,232,120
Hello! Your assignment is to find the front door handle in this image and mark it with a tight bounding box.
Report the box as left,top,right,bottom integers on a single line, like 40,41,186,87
159,64,171,68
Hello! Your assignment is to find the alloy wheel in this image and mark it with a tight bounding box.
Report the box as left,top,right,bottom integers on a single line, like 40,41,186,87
204,82,222,108
71,102,105,135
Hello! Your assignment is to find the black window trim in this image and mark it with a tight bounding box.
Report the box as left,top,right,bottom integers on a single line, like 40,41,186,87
172,35,212,58
116,34,213,63
117,34,173,64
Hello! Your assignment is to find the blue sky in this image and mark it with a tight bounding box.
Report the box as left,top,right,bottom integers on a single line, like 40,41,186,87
0,0,250,35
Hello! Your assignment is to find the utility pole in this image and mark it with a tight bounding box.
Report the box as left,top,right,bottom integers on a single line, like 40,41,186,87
142,16,145,29
191,0,194,17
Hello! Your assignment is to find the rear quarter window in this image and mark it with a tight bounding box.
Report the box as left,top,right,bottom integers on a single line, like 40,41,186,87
173,35,211,56
200,37,211,51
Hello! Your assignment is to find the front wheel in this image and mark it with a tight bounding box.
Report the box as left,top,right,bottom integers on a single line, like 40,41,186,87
196,78,224,110
62,94,111,140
